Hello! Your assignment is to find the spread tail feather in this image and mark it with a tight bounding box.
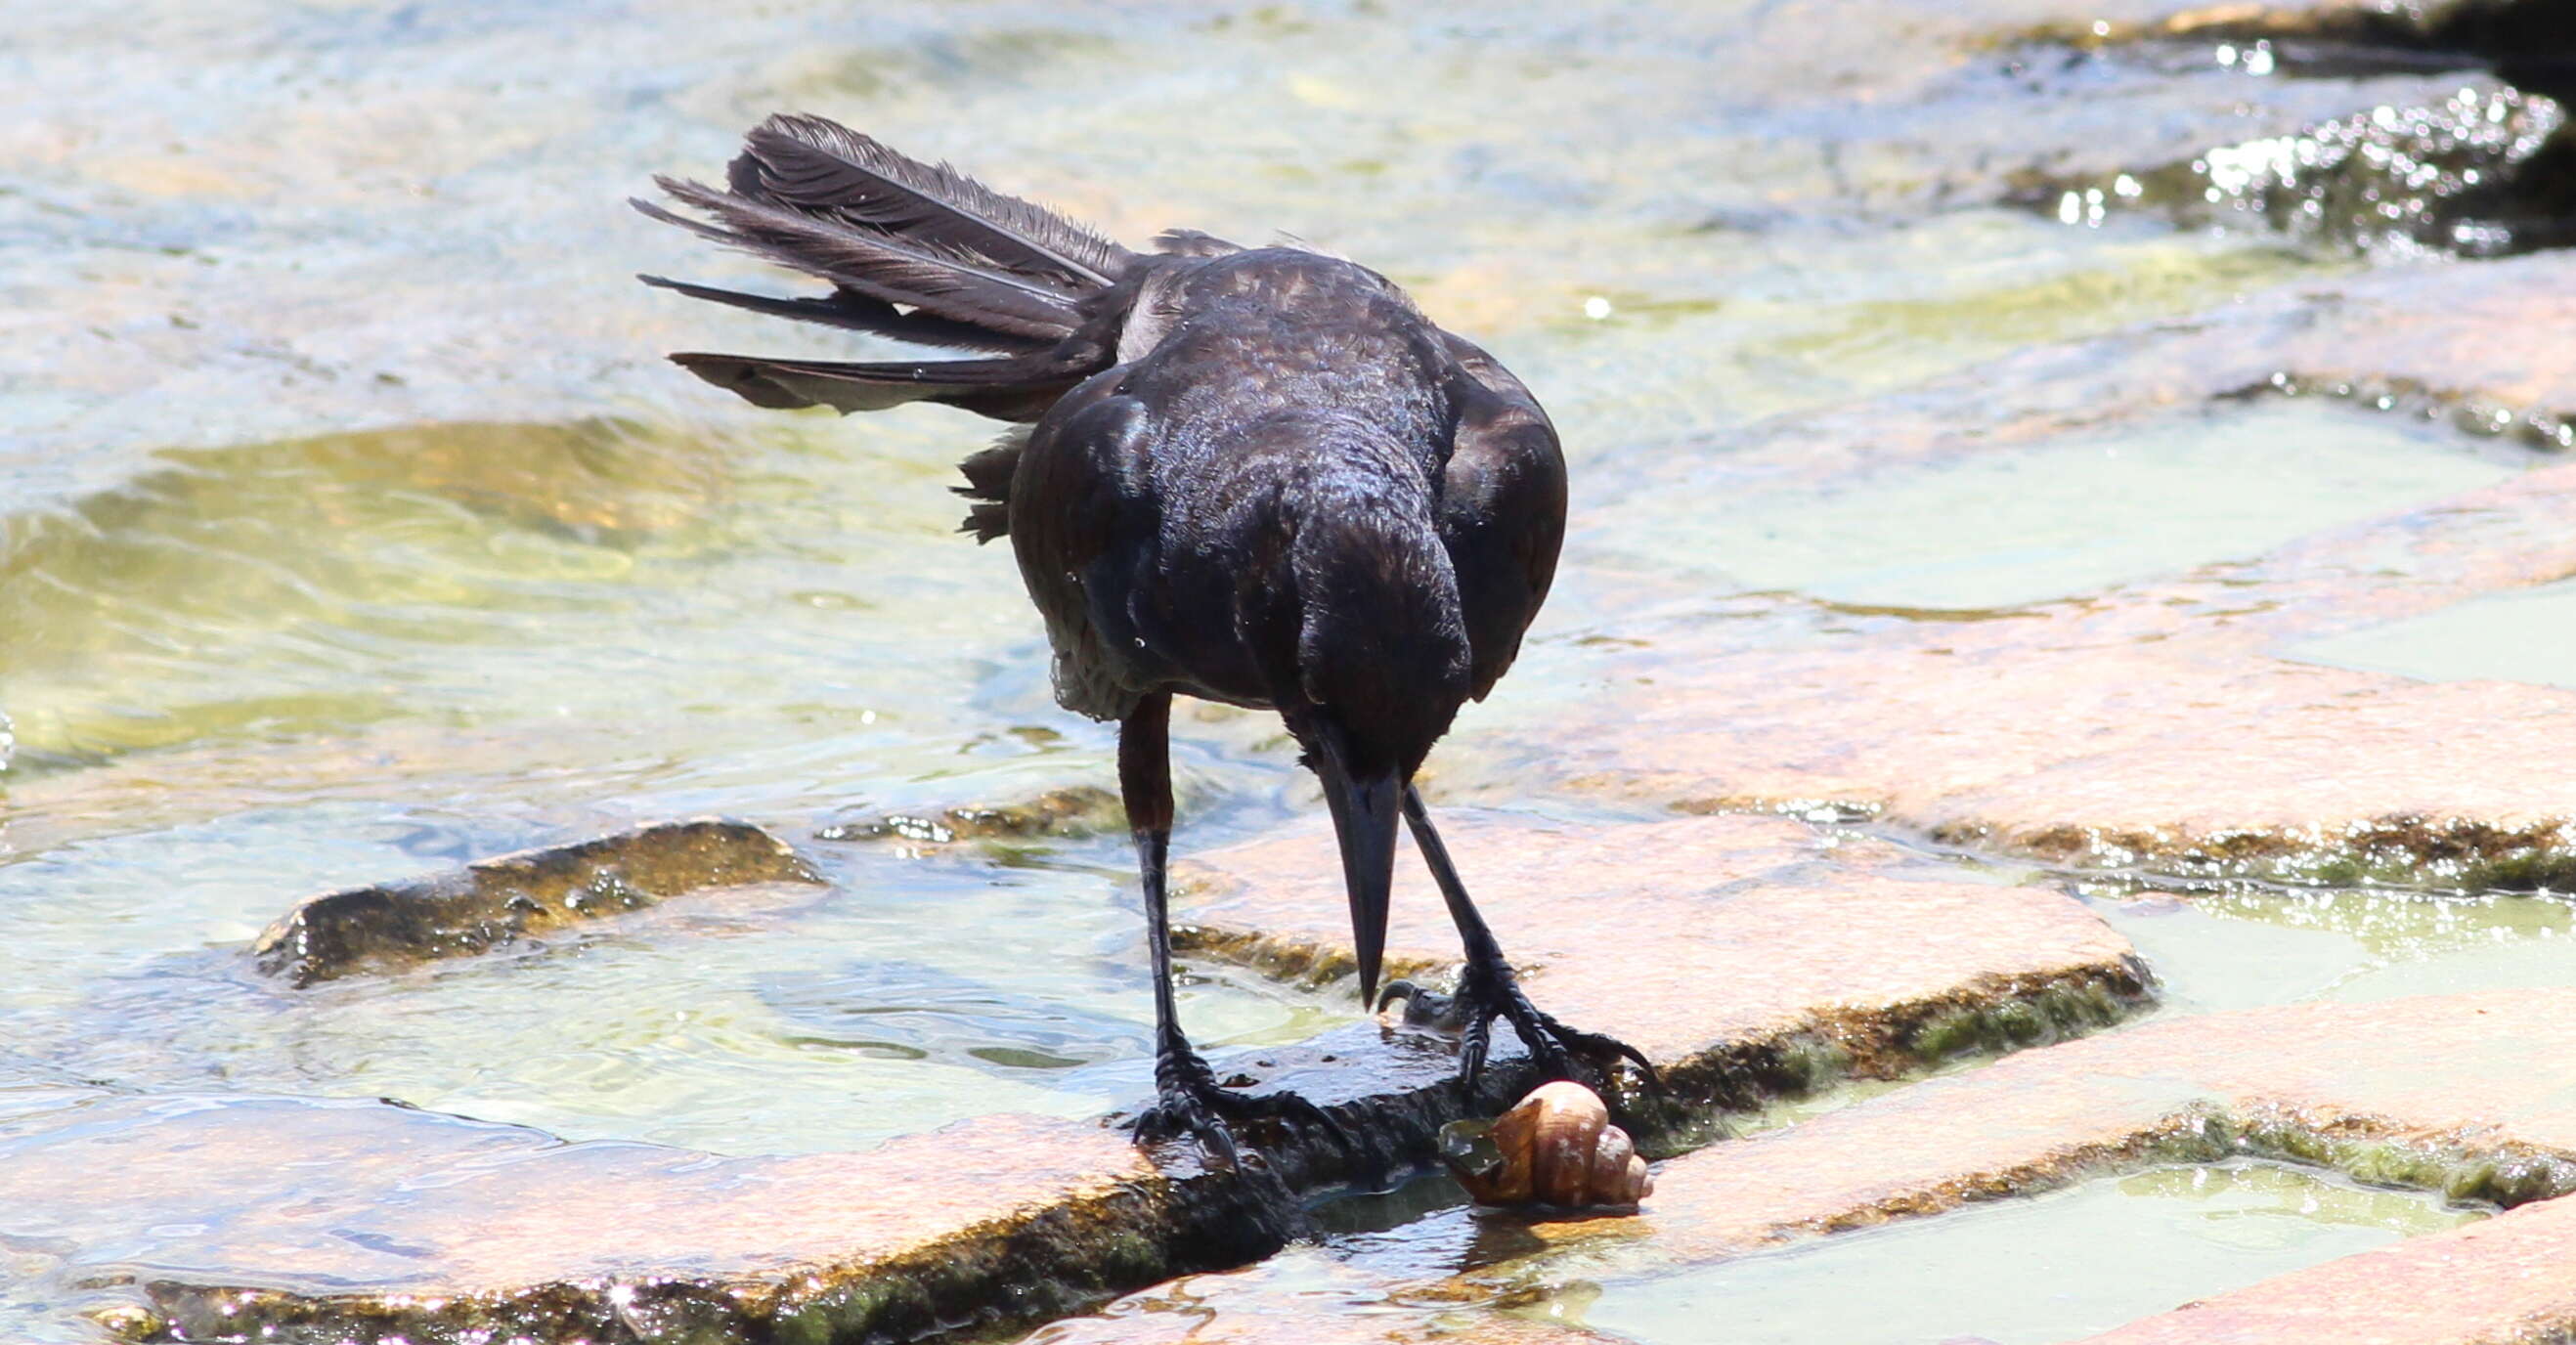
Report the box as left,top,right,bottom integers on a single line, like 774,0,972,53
636,113,1135,345
643,115,1147,542
669,352,1082,421
636,186,1082,340
636,274,1044,353
729,114,1132,290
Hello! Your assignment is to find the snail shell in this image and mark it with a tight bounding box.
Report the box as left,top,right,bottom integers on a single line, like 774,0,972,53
1441,1080,1652,1211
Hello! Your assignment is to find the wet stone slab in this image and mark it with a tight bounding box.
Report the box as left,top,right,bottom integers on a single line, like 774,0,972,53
2,811,2145,1344
1550,351,2576,891
1175,811,2150,1104
250,819,823,985
1607,988,2576,1261
1028,1167,2482,1344
1562,629,2576,892
1589,988,2576,1342
1027,988,2576,1344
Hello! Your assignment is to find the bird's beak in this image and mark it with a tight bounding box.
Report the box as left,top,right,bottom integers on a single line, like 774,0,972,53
1318,753,1400,1007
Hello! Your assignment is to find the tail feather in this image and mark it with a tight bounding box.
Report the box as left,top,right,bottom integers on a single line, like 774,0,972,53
669,352,1080,421
641,114,1146,541
636,185,1080,339
731,114,1132,290
635,274,1044,353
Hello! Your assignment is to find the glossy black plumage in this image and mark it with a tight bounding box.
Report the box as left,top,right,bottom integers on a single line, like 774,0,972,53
641,114,1645,1161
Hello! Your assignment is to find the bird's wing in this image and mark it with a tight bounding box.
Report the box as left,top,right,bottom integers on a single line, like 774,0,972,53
1007,370,1161,721
1434,332,1567,701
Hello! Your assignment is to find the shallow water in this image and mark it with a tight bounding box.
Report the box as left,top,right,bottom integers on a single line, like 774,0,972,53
2095,882,2576,1013
2285,576,2576,688
1577,1162,2484,1344
1,831,1342,1153
7,0,2573,1339
1596,399,2525,612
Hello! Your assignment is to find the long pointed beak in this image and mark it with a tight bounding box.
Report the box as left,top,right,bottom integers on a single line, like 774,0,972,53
1318,756,1400,1007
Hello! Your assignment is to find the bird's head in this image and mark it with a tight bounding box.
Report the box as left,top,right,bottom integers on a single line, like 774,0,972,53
1286,495,1473,1009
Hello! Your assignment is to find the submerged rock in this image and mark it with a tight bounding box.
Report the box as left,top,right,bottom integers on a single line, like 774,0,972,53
251,819,822,985
1025,1250,1608,1345
1987,0,2576,257
758,958,1152,1074
816,785,1123,848
2026,80,2567,256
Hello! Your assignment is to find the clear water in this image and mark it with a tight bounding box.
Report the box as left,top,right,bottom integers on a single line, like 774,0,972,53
1576,1162,2484,1345
2284,578,2576,690
0,829,1341,1153
2092,882,2576,1016
1589,401,2523,611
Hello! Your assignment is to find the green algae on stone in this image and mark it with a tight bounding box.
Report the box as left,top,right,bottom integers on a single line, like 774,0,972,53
1979,814,2576,896
252,819,824,985
1899,973,2146,1063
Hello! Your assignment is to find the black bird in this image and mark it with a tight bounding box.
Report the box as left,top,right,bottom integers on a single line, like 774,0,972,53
638,114,1648,1159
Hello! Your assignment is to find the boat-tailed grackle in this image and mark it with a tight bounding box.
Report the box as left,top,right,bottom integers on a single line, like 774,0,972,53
638,114,1651,1162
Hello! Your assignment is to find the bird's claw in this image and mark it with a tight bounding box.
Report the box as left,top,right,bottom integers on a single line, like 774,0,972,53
1379,961,1660,1099
1129,1043,1353,1170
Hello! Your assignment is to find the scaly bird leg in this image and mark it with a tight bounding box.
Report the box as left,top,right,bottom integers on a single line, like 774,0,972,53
1120,694,1348,1165
1376,786,1658,1098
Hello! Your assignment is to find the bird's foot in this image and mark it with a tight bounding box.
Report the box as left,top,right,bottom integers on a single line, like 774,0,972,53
1128,1036,1350,1170
1378,956,1659,1098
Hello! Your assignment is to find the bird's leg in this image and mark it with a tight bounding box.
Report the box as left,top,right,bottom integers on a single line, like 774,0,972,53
1120,694,1346,1166
1377,786,1658,1098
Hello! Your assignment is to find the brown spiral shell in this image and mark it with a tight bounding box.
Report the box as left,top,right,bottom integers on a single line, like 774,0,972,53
1440,1080,1652,1211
